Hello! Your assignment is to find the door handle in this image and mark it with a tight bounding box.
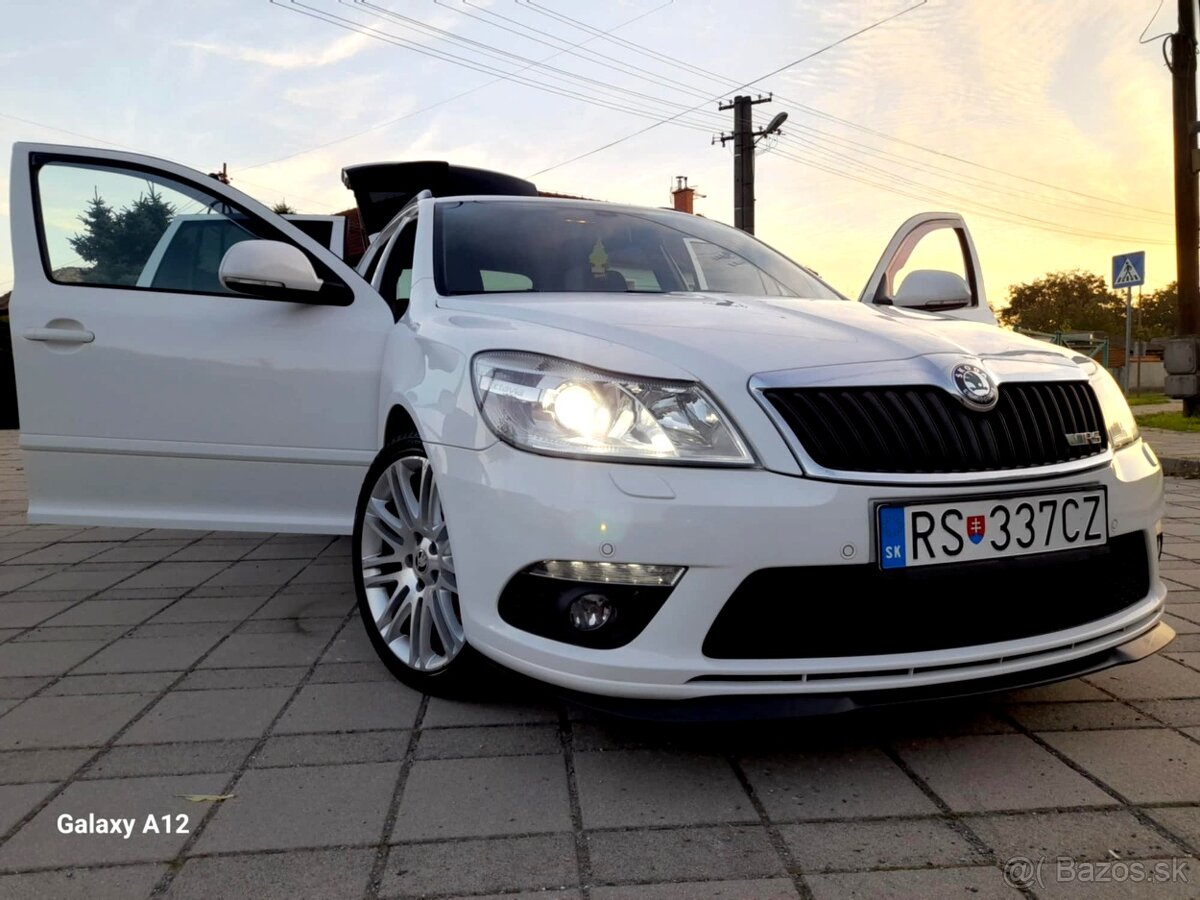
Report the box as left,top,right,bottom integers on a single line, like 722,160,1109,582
23,328,95,344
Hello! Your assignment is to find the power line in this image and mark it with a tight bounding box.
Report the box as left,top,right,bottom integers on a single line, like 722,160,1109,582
241,0,675,170
528,0,929,177
519,0,1171,217
453,0,1172,226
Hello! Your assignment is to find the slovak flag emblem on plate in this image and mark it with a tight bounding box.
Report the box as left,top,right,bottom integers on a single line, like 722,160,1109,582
966,514,986,544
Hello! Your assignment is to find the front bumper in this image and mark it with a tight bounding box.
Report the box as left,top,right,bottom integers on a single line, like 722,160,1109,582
428,437,1167,701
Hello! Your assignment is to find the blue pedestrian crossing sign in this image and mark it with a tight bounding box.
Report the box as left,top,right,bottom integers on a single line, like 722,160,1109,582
1112,251,1145,288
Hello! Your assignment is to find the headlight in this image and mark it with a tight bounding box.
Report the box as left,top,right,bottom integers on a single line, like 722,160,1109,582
1089,366,1139,451
472,351,755,465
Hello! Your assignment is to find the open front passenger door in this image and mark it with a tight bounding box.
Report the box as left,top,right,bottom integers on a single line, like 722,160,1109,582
9,143,394,533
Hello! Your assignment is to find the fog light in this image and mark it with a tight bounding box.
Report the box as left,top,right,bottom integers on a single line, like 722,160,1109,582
568,593,614,631
530,560,685,586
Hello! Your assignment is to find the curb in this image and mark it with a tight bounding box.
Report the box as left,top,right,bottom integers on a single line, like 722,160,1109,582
1162,456,1200,478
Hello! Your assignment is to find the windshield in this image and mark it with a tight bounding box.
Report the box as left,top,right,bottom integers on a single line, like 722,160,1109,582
434,200,841,299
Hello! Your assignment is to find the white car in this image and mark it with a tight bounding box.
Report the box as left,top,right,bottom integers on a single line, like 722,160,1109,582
8,143,1171,714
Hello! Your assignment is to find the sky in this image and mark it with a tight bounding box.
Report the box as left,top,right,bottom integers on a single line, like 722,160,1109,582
0,0,1185,306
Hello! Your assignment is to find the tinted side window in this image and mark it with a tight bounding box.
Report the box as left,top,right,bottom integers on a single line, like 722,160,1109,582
33,159,348,300
380,221,417,316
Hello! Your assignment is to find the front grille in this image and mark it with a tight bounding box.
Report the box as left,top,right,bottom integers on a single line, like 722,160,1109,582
762,381,1106,474
702,533,1149,659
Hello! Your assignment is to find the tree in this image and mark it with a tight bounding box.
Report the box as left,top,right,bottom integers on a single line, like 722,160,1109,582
1134,281,1178,341
272,200,296,215
68,186,176,285
998,270,1124,335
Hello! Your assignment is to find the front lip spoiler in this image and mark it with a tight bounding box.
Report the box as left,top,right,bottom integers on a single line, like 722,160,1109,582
550,621,1175,723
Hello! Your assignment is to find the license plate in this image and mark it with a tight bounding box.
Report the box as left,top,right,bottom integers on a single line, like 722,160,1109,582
877,489,1107,570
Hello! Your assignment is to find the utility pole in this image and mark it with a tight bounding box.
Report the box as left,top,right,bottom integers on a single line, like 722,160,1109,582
1173,0,1200,414
717,95,785,234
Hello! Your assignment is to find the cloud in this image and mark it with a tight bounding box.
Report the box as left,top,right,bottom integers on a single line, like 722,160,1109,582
176,32,371,69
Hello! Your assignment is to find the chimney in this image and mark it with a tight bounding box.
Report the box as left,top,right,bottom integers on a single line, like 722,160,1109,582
671,175,695,214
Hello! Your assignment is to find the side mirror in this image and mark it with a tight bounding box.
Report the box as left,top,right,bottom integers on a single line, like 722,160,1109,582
219,240,331,303
893,269,972,310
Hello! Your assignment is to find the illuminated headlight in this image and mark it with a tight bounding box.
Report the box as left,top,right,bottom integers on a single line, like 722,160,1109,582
472,351,754,465
1089,366,1139,451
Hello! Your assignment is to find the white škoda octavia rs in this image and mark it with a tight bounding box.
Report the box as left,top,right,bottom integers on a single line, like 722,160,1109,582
8,144,1171,714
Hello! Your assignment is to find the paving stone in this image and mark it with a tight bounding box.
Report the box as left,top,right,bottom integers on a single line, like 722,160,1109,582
0,566,58,592
382,834,577,897
1003,701,1156,731
193,761,400,853
87,542,191,564
423,697,558,728
417,724,562,759
203,559,308,588
1145,806,1200,850
168,848,374,900
0,600,74,627
894,734,1113,812
574,750,754,829
291,562,348,584
394,755,572,840
14,624,127,642
0,773,231,867
589,825,783,885
0,692,157,749
148,595,267,622
741,747,937,821
591,880,798,899
1043,729,1200,803
199,631,330,668
1130,698,1200,726
25,565,144,593
0,639,108,677
0,864,167,900
250,592,354,619
176,666,307,691
320,625,379,664
0,675,50,699
63,527,147,542
0,748,92,783
117,687,294,744
128,621,236,640
235,616,342,637
806,868,1012,899
245,538,336,559
165,541,260,562
969,809,1180,862
76,634,221,674
45,598,174,626
88,740,255,779
1003,680,1110,703
0,781,59,833
7,542,114,564
253,730,410,767
274,680,422,733
45,671,181,696
310,661,394,683
1086,655,1200,698
117,562,228,590
781,817,984,873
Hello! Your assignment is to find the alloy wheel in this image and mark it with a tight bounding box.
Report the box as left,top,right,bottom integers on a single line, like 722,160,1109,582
359,454,464,672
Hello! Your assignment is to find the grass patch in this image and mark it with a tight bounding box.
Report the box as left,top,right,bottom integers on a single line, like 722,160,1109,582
1136,411,1200,432
1127,393,1171,407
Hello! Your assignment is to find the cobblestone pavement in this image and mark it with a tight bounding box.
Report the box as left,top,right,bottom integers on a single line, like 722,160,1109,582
2,433,1200,899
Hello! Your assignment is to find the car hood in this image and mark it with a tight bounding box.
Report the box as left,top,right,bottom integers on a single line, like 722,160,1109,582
437,292,1083,382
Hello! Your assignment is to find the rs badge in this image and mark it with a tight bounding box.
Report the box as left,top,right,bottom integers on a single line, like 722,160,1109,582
966,514,986,545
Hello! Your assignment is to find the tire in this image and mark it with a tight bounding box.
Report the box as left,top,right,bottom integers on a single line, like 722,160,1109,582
352,435,482,696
